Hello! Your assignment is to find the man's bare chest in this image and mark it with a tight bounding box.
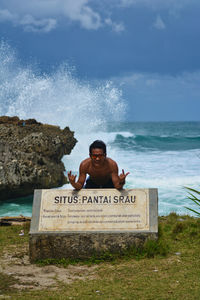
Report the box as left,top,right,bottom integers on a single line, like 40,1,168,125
88,164,111,178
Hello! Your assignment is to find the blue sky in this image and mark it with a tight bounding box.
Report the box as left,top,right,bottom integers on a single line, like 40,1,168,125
0,0,200,121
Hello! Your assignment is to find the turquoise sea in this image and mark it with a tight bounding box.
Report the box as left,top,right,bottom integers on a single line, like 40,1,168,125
0,44,199,217
1,121,200,217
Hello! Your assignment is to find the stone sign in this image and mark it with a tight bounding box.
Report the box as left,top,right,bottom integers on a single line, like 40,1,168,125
29,189,158,262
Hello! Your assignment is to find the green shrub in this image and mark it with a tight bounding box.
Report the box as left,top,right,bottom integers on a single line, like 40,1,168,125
172,222,185,234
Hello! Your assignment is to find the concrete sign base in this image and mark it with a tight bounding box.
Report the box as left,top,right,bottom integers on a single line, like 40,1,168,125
29,189,158,262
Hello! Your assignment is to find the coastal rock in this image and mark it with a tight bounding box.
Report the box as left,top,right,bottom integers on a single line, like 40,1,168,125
0,116,77,201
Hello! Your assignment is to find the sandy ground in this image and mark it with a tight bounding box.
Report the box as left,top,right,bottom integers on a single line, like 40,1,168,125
0,244,98,291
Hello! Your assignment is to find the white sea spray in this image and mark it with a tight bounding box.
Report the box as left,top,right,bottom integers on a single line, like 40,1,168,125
0,41,126,132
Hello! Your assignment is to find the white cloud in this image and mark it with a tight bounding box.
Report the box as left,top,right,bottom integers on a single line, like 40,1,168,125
0,0,102,32
146,79,160,87
153,15,166,30
111,71,200,121
119,0,195,9
105,18,125,33
119,0,137,7
0,9,15,22
0,0,196,33
112,71,200,98
70,4,101,30
20,15,57,33
0,7,57,32
120,74,143,86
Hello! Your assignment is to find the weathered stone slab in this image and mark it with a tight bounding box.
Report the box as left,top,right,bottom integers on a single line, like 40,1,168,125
29,189,158,262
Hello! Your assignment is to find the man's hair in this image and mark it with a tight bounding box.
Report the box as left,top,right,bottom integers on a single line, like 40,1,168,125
89,140,107,155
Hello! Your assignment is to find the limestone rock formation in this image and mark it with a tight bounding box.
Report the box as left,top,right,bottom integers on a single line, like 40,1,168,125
0,116,77,201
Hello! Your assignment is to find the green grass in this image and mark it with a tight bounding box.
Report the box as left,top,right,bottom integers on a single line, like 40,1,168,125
0,272,20,294
0,214,200,299
0,222,30,254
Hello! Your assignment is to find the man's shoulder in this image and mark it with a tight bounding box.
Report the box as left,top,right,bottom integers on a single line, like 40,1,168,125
106,157,118,168
80,158,91,169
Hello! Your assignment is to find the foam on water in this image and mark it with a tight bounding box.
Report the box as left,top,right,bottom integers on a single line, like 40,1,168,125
108,136,200,216
0,41,126,132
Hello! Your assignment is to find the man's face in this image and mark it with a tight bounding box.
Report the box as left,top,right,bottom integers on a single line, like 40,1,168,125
90,148,106,166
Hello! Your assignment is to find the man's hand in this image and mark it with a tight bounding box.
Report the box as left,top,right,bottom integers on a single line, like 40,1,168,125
119,169,130,184
67,170,85,190
68,171,77,185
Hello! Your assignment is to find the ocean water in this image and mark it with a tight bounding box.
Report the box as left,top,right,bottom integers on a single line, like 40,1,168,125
0,42,200,217
62,121,200,217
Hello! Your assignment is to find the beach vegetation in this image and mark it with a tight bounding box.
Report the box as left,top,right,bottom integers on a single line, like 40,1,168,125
0,214,199,299
185,187,200,216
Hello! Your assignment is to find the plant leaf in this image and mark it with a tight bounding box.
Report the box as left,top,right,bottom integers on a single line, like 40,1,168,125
187,195,200,203
185,187,200,195
185,206,200,216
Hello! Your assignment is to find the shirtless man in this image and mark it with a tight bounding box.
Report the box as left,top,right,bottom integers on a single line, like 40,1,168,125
68,140,129,190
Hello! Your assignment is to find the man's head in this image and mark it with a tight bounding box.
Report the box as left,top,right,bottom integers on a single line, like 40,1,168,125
89,140,106,155
89,140,106,165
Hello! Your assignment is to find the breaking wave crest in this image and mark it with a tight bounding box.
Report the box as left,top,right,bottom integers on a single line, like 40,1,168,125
113,134,200,151
0,41,126,133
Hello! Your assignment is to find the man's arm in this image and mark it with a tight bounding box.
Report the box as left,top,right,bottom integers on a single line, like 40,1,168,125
111,161,129,189
68,162,87,190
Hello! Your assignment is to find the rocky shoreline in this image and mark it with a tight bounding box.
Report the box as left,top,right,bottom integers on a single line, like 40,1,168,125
0,116,77,201
0,215,31,226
